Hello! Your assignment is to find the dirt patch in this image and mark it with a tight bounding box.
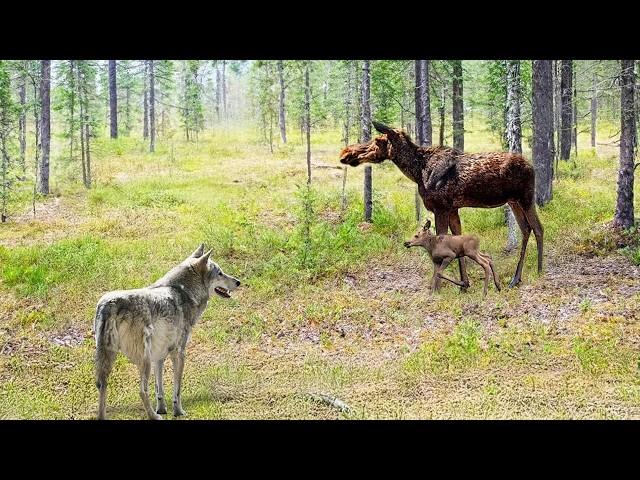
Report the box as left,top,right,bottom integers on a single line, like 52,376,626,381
49,326,86,348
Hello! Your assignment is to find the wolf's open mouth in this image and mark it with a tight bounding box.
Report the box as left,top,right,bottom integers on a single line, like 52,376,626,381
214,287,231,298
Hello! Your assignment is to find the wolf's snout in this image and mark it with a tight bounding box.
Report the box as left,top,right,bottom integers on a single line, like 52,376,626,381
235,279,241,287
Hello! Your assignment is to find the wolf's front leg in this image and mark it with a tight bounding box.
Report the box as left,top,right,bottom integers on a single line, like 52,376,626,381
171,351,187,417
154,359,167,415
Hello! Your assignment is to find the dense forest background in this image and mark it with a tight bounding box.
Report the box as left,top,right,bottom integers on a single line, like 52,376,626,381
0,59,636,224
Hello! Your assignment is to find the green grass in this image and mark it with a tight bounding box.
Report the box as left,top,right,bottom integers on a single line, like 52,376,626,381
1,119,639,419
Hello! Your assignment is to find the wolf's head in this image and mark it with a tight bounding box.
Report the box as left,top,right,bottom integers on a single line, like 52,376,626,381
188,244,241,299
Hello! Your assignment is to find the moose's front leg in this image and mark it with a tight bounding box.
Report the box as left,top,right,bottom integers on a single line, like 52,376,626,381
448,210,470,291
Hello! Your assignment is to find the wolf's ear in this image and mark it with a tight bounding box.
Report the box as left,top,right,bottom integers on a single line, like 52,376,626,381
423,219,431,230
194,249,212,273
189,243,205,258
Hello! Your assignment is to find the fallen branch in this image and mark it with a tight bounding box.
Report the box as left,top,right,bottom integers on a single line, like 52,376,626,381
312,163,343,170
305,392,353,414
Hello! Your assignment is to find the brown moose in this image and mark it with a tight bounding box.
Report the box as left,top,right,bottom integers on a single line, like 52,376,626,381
404,219,501,297
339,121,543,289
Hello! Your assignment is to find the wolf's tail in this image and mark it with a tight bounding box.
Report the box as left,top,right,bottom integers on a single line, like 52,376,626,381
94,301,117,390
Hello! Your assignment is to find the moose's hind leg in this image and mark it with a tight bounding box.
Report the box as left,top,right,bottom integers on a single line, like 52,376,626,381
508,202,532,288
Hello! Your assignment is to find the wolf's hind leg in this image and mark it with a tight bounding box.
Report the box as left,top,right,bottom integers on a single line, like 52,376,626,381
154,359,167,415
140,330,162,420
96,346,116,420
171,350,187,417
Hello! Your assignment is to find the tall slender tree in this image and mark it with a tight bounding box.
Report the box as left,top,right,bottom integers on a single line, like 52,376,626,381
304,62,312,185
414,60,431,222
504,60,521,252
560,60,573,160
532,60,554,206
452,60,464,151
362,60,372,222
36,60,50,195
149,60,155,153
143,61,149,140
278,60,287,144
109,60,118,138
613,60,636,229
591,70,597,149
18,65,26,175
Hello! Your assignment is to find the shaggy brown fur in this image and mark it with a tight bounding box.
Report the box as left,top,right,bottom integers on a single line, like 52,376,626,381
339,121,543,288
404,220,501,297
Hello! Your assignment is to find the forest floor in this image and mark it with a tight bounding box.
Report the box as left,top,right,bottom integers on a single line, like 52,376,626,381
1,122,639,419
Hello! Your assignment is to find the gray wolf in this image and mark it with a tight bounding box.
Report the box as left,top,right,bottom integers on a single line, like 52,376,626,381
94,244,241,420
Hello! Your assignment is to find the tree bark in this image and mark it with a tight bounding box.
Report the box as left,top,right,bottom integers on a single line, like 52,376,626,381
553,60,561,165
278,60,287,143
143,61,149,140
215,63,221,123
505,60,521,251
222,60,227,120
591,71,597,149
149,60,155,153
109,60,118,138
439,83,446,146
18,69,26,174
452,60,464,151
305,62,312,184
414,60,432,146
36,60,50,195
362,60,372,222
573,66,578,156
532,60,554,206
560,60,573,160
613,60,636,229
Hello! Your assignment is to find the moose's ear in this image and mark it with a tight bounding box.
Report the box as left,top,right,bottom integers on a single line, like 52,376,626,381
189,243,205,258
372,120,393,135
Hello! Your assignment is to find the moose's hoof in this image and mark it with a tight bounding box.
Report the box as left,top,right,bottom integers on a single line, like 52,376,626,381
508,278,521,289
156,406,167,415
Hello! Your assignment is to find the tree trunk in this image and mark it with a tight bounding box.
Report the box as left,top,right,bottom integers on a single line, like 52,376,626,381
452,60,464,151
439,83,446,146
18,70,26,174
560,60,573,160
591,71,597,149
69,61,75,166
215,64,221,122
36,60,50,195
143,61,149,139
505,60,521,251
414,60,432,222
305,62,312,185
573,66,578,156
109,60,118,138
414,60,432,146
222,60,227,120
362,60,372,222
149,60,155,153
613,60,636,229
278,60,287,144
532,60,554,206
553,60,562,171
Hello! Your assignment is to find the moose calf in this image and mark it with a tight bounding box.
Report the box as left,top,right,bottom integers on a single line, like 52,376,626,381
404,220,501,297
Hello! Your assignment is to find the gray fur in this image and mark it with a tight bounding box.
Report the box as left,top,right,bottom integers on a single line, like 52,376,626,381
94,244,240,420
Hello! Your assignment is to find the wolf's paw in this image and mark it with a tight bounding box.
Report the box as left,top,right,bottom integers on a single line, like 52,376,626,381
156,400,167,415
